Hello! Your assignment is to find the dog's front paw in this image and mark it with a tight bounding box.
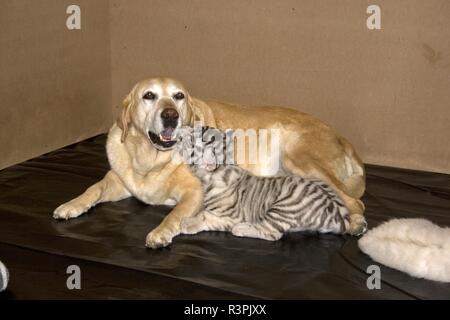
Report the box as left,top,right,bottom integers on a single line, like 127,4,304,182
53,200,90,220
145,228,173,249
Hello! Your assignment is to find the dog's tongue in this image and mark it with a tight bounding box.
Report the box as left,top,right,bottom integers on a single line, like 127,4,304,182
160,128,174,141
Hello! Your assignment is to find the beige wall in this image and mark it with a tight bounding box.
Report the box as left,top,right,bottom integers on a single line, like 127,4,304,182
1,1,449,174
110,0,450,174
0,0,112,169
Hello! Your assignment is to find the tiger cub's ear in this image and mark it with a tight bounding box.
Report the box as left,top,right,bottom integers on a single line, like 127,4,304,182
172,127,194,164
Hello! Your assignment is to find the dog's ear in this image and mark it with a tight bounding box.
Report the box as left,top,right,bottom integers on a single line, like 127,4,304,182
187,96,217,127
117,91,134,143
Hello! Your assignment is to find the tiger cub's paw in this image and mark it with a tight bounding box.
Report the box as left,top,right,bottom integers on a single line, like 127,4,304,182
180,217,204,235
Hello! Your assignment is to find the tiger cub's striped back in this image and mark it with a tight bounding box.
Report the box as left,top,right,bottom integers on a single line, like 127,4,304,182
177,126,355,241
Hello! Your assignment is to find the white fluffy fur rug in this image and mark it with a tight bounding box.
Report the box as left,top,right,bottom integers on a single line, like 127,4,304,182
358,218,450,283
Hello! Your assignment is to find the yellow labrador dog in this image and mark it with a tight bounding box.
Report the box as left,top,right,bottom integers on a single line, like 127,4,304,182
54,77,366,248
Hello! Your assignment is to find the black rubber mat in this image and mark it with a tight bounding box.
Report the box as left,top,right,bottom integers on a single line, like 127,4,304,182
0,135,449,299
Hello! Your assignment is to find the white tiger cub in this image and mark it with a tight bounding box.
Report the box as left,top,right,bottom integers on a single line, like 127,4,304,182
174,126,367,241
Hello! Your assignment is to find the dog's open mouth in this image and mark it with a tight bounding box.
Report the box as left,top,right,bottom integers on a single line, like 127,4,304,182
148,128,178,149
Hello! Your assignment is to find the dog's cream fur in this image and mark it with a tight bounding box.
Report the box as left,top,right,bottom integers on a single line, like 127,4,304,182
54,77,366,248
359,218,450,283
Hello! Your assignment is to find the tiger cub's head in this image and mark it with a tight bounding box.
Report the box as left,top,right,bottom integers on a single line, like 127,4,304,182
175,126,234,174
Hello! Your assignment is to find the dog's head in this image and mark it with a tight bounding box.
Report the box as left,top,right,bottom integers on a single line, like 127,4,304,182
117,77,202,150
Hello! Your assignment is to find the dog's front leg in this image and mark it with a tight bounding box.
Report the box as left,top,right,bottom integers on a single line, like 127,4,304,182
53,170,131,220
145,190,203,249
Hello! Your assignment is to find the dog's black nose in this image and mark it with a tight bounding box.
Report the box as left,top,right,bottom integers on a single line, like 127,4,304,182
161,108,179,120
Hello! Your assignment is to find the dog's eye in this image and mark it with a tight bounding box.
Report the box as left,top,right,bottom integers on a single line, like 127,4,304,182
174,92,185,100
143,91,156,100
